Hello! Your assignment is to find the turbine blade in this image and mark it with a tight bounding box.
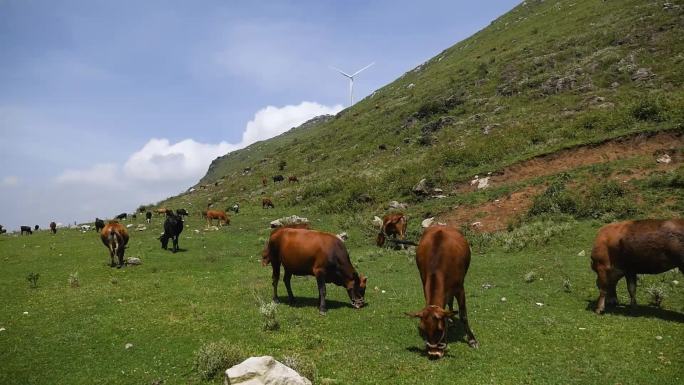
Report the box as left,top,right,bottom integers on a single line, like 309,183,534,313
351,62,375,77
329,66,352,78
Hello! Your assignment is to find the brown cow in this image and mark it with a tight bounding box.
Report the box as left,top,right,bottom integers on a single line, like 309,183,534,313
100,221,129,268
205,210,230,226
288,175,299,183
591,219,684,314
49,221,57,234
406,225,478,359
262,227,367,314
377,213,408,247
262,198,275,209
156,208,169,215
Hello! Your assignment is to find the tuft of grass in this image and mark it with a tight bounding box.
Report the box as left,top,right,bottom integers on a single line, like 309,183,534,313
281,354,317,383
258,299,280,331
645,284,667,308
192,340,245,381
110,277,118,285
68,272,79,288
27,272,39,288
562,278,572,293
524,271,537,283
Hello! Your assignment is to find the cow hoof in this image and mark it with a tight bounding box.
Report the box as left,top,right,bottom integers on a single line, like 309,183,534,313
468,340,479,349
319,310,327,316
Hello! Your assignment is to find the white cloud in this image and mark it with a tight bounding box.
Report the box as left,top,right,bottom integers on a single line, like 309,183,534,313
240,101,342,146
1,176,19,187
48,101,341,224
123,139,235,182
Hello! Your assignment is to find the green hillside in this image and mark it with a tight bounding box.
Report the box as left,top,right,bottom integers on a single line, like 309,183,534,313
161,0,682,224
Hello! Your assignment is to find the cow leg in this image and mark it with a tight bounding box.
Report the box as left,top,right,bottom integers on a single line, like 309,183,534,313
594,268,609,314
116,246,125,268
283,270,295,304
456,286,478,348
109,249,116,267
173,236,179,253
315,273,327,315
271,262,281,303
606,270,623,308
626,273,637,307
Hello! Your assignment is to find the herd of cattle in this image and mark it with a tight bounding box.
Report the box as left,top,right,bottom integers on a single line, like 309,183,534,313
2,207,682,359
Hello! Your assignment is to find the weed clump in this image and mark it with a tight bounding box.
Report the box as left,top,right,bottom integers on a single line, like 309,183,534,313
630,97,667,122
27,272,40,288
524,271,537,283
258,299,280,331
192,340,245,381
562,278,572,292
281,354,317,382
645,284,667,308
68,272,79,288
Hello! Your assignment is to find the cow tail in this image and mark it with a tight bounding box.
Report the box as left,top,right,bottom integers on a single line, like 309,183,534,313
108,229,118,253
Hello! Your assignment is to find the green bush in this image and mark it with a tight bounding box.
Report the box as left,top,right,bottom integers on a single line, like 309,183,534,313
630,97,667,122
528,174,577,217
192,340,245,380
576,180,636,219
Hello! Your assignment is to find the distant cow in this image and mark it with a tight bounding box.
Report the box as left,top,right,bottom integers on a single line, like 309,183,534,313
272,175,284,183
262,198,275,209
288,176,299,183
377,213,408,247
34,225,39,231
145,211,152,224
176,208,189,216
205,210,230,226
591,219,684,314
115,213,127,220
160,212,184,253
262,227,367,314
0,224,6,234
49,222,57,234
94,218,105,233
100,221,129,268
406,225,478,359
20,226,33,235
156,208,169,215
228,204,240,214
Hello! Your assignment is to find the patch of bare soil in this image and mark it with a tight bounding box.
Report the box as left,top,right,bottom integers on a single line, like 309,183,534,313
441,130,682,232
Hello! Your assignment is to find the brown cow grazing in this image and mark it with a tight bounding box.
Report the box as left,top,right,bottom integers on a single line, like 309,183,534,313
262,198,275,209
100,221,129,268
49,222,57,234
377,213,408,247
262,227,367,314
204,210,230,226
591,219,684,314
406,225,478,359
288,175,299,183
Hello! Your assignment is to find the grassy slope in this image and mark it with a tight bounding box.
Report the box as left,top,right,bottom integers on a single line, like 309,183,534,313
176,0,683,218
1,213,682,385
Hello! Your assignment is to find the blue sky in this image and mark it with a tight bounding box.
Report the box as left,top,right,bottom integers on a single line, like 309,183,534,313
0,0,519,230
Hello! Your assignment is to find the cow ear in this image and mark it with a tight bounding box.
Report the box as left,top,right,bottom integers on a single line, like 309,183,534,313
405,310,424,318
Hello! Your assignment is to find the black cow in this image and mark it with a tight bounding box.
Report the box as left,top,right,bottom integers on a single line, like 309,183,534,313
131,213,137,220
160,212,184,253
20,226,33,235
0,225,6,234
95,218,105,233
115,213,127,220
272,175,284,183
176,208,189,216
145,211,152,224
34,225,39,231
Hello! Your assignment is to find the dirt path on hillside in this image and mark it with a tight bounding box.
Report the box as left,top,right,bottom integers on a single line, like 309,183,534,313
441,130,682,232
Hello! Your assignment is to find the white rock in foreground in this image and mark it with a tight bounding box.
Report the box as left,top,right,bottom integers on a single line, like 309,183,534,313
225,356,311,385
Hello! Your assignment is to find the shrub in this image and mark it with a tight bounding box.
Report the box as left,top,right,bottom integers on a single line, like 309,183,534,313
645,167,684,189
528,174,577,217
281,354,317,382
630,98,667,122
524,271,537,283
576,180,636,219
27,272,40,288
192,340,245,381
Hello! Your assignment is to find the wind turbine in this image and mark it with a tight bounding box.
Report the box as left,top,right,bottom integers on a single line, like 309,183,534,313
330,62,374,107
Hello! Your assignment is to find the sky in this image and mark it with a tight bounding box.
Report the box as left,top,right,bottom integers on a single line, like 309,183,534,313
0,0,519,230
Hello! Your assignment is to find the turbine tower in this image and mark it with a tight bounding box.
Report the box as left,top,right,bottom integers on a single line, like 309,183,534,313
331,62,374,107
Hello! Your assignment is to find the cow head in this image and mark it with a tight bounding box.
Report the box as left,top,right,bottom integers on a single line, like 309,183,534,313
406,305,455,359
347,273,367,309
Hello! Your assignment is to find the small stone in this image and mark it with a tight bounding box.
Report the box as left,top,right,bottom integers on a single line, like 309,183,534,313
500,297,507,302
117,299,123,303
22,311,28,315
535,302,544,307
655,335,663,340
672,280,679,285
656,154,672,164
578,327,586,330
0,327,5,332
577,250,586,257
381,290,386,294
125,343,133,349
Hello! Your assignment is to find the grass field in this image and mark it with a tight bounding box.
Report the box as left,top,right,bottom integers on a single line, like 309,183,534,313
1,209,682,385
